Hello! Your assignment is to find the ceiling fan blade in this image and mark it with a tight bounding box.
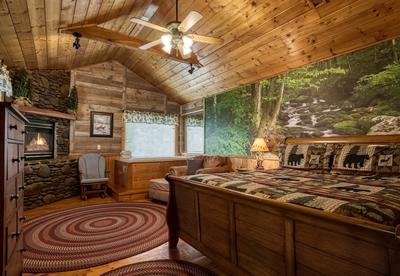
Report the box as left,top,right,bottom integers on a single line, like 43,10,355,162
188,34,224,45
139,39,162,50
130,17,170,33
178,11,203,32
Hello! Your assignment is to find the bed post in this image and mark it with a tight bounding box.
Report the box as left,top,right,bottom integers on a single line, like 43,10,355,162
166,176,179,248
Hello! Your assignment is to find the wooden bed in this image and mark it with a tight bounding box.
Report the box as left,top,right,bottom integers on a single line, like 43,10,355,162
166,135,400,276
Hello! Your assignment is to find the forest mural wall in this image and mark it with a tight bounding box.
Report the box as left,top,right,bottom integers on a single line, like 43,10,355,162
205,38,400,155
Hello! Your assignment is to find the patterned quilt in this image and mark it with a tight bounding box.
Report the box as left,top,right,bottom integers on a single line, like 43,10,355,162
183,169,400,227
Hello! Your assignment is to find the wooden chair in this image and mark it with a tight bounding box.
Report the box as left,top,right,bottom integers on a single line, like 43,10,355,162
78,153,109,200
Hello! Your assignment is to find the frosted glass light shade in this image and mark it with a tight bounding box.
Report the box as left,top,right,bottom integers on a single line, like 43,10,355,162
250,138,269,152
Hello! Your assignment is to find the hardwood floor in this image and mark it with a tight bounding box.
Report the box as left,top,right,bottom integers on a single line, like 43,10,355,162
23,196,224,276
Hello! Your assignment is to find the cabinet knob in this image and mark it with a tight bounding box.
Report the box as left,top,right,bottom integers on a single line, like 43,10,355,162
11,232,20,238
19,185,25,191
9,124,17,130
21,130,26,134
10,194,19,200
12,158,20,163
20,248,27,252
20,156,25,161
19,216,26,222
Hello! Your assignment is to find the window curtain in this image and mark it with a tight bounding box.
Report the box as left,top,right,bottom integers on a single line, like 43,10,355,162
124,111,179,126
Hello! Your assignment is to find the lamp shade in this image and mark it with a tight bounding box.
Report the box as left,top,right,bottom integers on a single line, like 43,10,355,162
250,138,269,152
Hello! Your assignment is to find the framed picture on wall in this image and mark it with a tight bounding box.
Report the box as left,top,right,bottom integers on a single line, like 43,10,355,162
90,111,113,137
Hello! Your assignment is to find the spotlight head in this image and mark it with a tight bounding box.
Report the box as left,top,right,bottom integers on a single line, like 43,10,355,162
188,63,195,74
72,32,82,50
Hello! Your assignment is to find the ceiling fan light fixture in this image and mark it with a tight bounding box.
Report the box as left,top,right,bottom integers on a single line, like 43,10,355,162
183,46,192,56
162,44,172,54
161,34,172,47
182,35,193,48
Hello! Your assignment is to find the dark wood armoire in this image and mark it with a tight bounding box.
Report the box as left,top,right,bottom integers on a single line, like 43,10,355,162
0,103,27,276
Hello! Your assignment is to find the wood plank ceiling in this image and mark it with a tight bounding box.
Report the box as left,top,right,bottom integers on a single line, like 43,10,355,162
1,0,400,103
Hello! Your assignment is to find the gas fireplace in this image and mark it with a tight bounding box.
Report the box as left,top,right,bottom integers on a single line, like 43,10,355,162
25,121,55,160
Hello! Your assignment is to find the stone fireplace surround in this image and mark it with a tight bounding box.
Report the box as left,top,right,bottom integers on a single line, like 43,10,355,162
19,69,81,210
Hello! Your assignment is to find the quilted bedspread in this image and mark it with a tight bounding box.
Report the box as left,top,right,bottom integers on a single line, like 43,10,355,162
183,169,400,227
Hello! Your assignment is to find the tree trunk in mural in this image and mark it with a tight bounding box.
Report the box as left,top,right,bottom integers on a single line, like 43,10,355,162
269,75,286,129
392,39,399,63
252,82,262,131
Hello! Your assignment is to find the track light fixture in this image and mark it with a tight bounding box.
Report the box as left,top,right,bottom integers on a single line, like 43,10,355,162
188,63,195,74
72,32,82,50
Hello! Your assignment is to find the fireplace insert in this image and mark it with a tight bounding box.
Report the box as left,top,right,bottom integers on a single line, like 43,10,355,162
25,120,55,160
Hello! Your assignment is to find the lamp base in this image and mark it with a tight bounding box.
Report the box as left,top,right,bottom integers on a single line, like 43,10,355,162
255,153,264,170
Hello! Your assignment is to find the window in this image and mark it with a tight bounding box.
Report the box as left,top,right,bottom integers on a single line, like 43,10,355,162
124,111,178,158
183,114,204,154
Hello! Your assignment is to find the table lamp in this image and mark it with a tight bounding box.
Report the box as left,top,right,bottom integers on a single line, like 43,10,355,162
250,137,269,170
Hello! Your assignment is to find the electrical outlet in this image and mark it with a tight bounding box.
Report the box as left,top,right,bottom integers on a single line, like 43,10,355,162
97,144,101,150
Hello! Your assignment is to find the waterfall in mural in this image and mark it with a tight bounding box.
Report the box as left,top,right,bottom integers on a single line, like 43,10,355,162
205,38,400,155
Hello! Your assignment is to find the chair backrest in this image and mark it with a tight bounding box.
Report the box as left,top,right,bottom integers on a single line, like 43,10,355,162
78,153,105,180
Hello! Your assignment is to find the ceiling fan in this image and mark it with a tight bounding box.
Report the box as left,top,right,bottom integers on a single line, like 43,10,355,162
130,0,224,59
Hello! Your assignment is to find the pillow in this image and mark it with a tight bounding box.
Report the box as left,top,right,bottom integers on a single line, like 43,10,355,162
283,143,328,170
331,144,377,175
187,159,204,175
373,145,400,176
203,156,226,168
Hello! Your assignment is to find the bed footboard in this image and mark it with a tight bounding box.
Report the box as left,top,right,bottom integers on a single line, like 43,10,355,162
166,176,400,276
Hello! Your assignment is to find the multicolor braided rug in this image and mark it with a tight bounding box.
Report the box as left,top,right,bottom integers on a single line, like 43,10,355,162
23,202,168,273
102,260,216,276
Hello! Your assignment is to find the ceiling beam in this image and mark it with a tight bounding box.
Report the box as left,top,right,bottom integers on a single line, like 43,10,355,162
60,25,202,67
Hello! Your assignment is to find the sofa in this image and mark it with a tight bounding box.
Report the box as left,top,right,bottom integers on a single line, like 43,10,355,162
168,155,232,176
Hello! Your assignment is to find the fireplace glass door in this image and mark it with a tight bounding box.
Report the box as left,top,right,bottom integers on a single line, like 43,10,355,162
25,121,55,160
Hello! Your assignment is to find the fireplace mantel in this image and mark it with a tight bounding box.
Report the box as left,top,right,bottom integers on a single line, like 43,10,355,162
16,105,76,120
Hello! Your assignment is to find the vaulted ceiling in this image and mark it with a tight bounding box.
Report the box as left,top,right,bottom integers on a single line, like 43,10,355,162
1,0,400,103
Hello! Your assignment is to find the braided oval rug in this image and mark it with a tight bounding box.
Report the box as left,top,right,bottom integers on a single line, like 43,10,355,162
102,260,216,276
23,202,168,273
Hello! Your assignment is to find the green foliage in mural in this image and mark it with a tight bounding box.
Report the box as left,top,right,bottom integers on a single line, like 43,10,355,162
205,38,400,155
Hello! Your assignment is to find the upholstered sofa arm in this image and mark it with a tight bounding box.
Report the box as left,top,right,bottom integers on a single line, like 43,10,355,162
196,165,231,174
169,165,188,176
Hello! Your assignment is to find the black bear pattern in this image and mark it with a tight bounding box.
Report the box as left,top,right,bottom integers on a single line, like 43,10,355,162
288,154,304,166
343,146,370,169
378,155,392,166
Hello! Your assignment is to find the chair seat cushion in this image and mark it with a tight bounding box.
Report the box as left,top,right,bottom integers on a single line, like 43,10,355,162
149,178,169,192
81,177,109,184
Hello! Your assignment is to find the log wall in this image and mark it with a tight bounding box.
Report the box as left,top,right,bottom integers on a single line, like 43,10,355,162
70,60,179,155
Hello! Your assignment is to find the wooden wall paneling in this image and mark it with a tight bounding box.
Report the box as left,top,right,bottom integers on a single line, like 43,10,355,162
4,0,38,68
178,0,400,100
88,0,124,65
69,0,103,68
195,2,400,100
57,0,78,69
44,0,61,69
26,0,47,69
154,0,288,85
181,99,204,115
127,0,203,75
101,1,143,60
137,0,298,92
0,0,25,68
70,60,180,155
170,0,330,96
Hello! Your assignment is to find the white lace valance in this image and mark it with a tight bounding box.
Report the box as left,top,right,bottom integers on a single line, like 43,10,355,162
185,115,203,127
124,111,179,126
